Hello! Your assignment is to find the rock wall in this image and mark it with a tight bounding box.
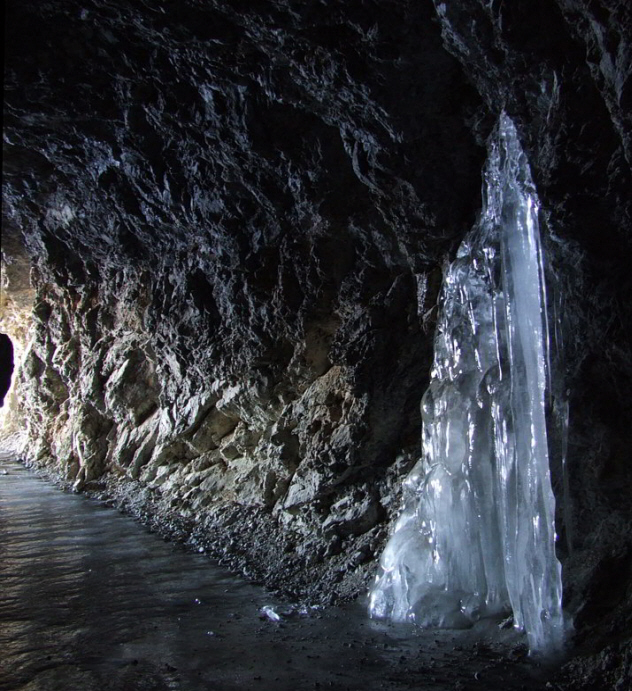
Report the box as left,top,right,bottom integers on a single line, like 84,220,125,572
2,0,631,667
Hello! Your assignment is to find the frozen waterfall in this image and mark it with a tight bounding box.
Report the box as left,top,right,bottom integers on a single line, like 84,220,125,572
369,114,566,653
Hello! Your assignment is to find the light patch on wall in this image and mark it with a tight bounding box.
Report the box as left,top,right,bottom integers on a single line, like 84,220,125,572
0,229,35,442
46,203,75,228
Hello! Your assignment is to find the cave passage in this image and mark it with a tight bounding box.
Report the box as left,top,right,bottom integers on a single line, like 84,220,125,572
0,453,556,691
0,333,14,407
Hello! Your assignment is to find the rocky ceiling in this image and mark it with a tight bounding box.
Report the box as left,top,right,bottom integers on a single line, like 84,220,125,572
2,0,631,683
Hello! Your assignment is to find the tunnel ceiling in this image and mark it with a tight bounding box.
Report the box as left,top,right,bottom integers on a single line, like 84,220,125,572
2,0,632,681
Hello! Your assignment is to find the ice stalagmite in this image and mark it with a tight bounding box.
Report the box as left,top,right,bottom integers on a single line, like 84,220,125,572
369,114,565,653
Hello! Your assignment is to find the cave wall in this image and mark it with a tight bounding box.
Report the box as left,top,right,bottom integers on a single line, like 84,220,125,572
2,0,631,657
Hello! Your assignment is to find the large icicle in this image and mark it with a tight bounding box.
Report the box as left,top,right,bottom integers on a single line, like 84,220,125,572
369,114,565,653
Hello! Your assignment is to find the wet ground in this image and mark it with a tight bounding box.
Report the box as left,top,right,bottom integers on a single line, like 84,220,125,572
0,454,559,691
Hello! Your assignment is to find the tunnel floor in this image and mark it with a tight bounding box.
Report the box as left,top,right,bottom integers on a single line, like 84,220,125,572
0,452,559,691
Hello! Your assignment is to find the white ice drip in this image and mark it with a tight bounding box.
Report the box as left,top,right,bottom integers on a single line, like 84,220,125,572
369,114,565,653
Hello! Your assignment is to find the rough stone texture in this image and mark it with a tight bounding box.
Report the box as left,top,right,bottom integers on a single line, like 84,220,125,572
2,0,631,681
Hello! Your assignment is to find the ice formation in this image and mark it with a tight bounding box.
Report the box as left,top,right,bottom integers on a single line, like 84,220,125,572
369,114,565,653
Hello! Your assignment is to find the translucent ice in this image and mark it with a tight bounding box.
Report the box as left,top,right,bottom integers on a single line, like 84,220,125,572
369,114,565,653
260,605,282,622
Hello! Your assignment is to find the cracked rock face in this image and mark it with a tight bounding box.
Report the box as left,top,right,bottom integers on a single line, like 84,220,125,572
2,0,631,672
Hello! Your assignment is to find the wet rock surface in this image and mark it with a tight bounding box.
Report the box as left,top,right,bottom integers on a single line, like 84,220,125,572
2,0,632,683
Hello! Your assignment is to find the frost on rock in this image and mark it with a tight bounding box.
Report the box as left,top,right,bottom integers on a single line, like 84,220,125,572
369,114,566,653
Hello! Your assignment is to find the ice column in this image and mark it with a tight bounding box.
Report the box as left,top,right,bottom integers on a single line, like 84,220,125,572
369,114,565,653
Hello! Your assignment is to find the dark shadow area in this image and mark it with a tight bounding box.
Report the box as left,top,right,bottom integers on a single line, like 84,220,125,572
0,333,14,407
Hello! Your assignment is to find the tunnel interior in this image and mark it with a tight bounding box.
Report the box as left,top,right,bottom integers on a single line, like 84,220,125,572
1,1,631,689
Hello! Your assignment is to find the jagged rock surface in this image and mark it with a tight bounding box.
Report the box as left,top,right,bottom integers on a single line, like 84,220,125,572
2,0,631,677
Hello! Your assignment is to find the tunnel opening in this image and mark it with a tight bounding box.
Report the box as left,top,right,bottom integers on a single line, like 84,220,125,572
0,333,14,408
